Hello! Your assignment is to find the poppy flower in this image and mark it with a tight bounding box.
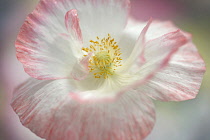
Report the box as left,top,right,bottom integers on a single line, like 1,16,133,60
11,0,206,140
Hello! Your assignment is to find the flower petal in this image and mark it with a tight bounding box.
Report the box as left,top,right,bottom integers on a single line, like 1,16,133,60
127,19,182,42
120,19,152,71
117,30,188,95
11,78,155,140
119,20,186,59
71,53,92,81
16,33,77,79
16,0,130,80
65,9,83,42
74,0,130,43
137,42,206,101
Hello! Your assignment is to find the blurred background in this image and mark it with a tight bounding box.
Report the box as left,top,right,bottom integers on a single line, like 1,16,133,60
0,0,209,140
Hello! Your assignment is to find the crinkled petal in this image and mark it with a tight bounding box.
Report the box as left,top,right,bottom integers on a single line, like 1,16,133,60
71,53,92,81
119,20,188,59
65,9,83,42
72,0,130,43
16,34,77,80
11,78,155,140
137,42,206,101
16,0,130,80
127,19,183,41
117,30,188,95
119,19,152,71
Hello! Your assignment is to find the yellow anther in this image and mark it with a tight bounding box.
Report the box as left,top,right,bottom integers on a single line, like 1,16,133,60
82,34,123,79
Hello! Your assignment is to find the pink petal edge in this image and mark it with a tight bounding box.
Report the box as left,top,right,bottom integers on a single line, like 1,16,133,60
117,30,188,98
68,30,189,103
65,9,83,42
11,78,155,140
119,19,152,72
71,53,92,81
137,41,206,101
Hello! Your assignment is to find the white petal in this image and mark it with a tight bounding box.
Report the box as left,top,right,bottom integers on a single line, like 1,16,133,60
16,34,77,79
119,19,152,71
119,19,183,59
75,0,130,43
115,30,188,96
16,0,130,80
12,78,155,140
137,42,206,101
65,9,83,42
71,53,92,81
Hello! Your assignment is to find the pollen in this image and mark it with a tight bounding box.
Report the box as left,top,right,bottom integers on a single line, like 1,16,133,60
82,34,122,79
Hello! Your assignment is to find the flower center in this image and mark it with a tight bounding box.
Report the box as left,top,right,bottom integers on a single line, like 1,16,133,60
82,34,122,79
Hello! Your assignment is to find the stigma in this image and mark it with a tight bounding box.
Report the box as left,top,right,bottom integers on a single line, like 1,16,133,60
82,34,122,79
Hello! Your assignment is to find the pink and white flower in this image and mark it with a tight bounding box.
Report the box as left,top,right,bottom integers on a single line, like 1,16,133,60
11,0,206,140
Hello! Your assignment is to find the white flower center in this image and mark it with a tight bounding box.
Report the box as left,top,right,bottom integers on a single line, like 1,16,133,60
82,34,122,79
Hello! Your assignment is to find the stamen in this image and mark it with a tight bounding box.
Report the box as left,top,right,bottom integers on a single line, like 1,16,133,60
82,34,122,79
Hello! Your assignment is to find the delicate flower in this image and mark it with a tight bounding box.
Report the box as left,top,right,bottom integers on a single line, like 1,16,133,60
11,0,205,140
